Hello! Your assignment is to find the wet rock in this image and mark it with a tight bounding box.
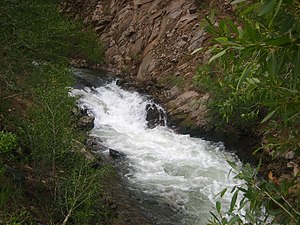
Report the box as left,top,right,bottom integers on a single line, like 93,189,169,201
85,137,108,151
146,103,166,128
109,149,126,159
78,115,95,130
62,0,213,144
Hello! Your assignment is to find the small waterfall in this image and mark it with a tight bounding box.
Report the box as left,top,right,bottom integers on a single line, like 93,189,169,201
72,80,241,225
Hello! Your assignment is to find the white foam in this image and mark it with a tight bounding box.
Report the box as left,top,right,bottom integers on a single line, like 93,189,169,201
72,82,242,224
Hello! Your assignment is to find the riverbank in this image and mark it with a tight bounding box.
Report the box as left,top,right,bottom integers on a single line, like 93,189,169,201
61,0,299,178
0,0,112,224
62,0,299,224
61,0,262,164
1,0,298,224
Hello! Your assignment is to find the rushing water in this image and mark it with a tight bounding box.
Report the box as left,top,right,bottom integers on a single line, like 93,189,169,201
72,72,241,225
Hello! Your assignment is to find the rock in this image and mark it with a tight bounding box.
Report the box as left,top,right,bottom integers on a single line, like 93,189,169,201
165,92,210,129
80,108,89,116
146,103,166,128
62,0,212,135
109,149,126,159
78,115,95,130
285,151,295,160
177,40,187,48
71,106,81,117
189,5,197,14
79,146,97,163
85,137,105,150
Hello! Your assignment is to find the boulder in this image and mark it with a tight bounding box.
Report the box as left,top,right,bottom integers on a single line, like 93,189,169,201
78,115,95,130
145,103,166,128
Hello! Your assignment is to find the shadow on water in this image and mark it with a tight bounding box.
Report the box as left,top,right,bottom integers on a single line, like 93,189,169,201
73,68,114,89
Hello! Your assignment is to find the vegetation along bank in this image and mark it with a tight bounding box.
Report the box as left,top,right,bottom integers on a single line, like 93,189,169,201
0,0,299,224
0,0,121,224
61,0,300,224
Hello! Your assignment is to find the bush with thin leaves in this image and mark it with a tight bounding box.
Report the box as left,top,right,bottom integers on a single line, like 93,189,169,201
208,161,300,225
193,1,300,224
194,0,300,157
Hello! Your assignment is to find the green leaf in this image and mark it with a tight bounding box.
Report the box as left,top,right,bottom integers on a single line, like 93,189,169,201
220,20,230,36
261,108,278,123
216,201,221,213
246,77,260,84
267,53,277,76
227,160,238,170
209,49,227,64
293,46,300,76
231,0,246,4
230,191,238,212
258,0,275,17
220,188,228,198
277,48,287,73
269,0,283,26
209,211,221,223
214,37,229,44
256,158,262,172
279,14,294,34
236,64,251,90
245,20,258,42
226,18,239,35
204,17,218,35
228,215,242,225
265,36,291,46
209,9,215,23
238,197,248,210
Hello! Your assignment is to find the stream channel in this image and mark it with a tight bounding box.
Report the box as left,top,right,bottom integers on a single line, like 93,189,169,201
72,68,242,225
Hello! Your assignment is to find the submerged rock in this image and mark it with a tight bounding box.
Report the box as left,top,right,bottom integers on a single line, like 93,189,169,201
109,149,126,159
145,103,166,128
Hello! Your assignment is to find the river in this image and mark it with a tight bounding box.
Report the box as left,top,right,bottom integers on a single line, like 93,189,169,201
71,69,241,225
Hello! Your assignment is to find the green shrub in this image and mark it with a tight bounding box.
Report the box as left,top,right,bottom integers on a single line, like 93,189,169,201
194,0,300,157
194,1,300,224
208,161,300,225
0,131,17,155
57,153,103,225
0,0,107,223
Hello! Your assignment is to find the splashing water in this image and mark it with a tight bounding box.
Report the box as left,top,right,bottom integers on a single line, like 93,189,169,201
72,81,241,224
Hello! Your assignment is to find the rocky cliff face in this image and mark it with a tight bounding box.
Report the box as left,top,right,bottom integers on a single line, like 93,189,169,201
61,0,214,131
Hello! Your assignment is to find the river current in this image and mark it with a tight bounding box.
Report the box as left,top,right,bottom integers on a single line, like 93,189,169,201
72,70,241,225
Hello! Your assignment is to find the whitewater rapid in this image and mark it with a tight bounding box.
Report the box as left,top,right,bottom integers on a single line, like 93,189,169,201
72,81,241,224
